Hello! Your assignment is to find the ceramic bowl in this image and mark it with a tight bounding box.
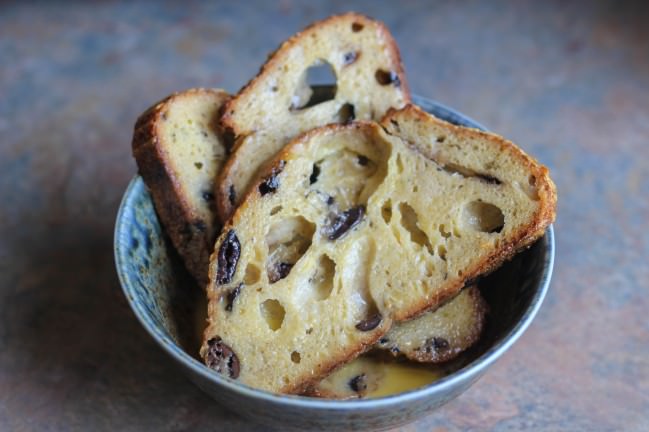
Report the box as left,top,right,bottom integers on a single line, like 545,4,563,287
114,96,555,431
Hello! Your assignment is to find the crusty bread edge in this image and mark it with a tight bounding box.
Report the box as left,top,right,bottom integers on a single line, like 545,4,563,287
132,88,229,288
214,141,243,225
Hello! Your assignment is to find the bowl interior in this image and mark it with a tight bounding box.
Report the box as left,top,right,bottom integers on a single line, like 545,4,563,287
114,97,554,408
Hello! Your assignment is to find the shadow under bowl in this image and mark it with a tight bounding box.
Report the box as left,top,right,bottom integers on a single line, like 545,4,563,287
114,96,555,431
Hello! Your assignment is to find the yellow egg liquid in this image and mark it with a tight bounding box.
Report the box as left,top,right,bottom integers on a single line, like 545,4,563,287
365,361,444,398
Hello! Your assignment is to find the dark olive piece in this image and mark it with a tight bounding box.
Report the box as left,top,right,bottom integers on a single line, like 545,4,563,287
206,337,240,379
349,374,367,393
259,160,286,196
343,51,358,65
325,205,366,240
216,230,241,285
202,191,215,202
355,312,382,331
269,262,293,284
225,283,243,312
309,164,320,184
228,184,236,205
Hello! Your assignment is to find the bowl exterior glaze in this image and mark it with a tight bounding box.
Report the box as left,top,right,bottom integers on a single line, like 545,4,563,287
114,97,555,431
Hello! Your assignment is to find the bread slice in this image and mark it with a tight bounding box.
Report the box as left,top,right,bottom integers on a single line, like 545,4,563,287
376,285,487,363
200,105,556,394
132,88,230,287
309,285,487,399
216,12,410,222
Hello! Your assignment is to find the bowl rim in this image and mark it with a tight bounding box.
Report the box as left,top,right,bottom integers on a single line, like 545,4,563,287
114,97,555,409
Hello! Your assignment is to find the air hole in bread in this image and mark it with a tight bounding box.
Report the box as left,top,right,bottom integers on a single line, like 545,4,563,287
194,162,203,169
336,103,355,124
399,203,434,255
308,255,336,301
266,216,315,283
244,263,261,285
313,148,379,209
342,237,379,325
440,161,503,185
396,154,404,174
381,200,392,224
291,351,301,363
290,60,337,111
437,136,446,143
343,51,359,66
518,174,540,201
438,224,451,238
270,205,283,216
352,22,364,32
375,69,401,87
463,201,505,233
260,299,285,331
438,244,447,260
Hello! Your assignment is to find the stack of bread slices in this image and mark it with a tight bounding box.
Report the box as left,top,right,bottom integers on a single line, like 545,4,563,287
132,12,556,396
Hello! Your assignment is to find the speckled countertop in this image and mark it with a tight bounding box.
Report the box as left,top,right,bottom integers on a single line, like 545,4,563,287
1,1,648,431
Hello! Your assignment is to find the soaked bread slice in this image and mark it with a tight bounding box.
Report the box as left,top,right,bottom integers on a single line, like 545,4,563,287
309,285,486,399
216,12,410,222
200,106,556,394
132,88,230,287
376,285,487,363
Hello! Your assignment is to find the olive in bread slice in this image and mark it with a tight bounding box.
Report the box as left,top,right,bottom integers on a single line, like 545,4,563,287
132,88,230,287
216,12,410,222
201,107,556,394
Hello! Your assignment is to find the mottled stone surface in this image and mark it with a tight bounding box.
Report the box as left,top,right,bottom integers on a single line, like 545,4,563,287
0,1,647,431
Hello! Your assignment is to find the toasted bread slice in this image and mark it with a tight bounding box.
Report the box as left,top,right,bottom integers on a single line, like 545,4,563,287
216,12,410,222
201,107,556,394
132,88,230,287
376,285,487,363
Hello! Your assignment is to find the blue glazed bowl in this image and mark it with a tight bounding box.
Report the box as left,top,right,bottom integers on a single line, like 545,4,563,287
114,97,555,431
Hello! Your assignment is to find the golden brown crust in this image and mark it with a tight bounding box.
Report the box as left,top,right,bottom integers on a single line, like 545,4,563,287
214,148,237,225
132,88,229,288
